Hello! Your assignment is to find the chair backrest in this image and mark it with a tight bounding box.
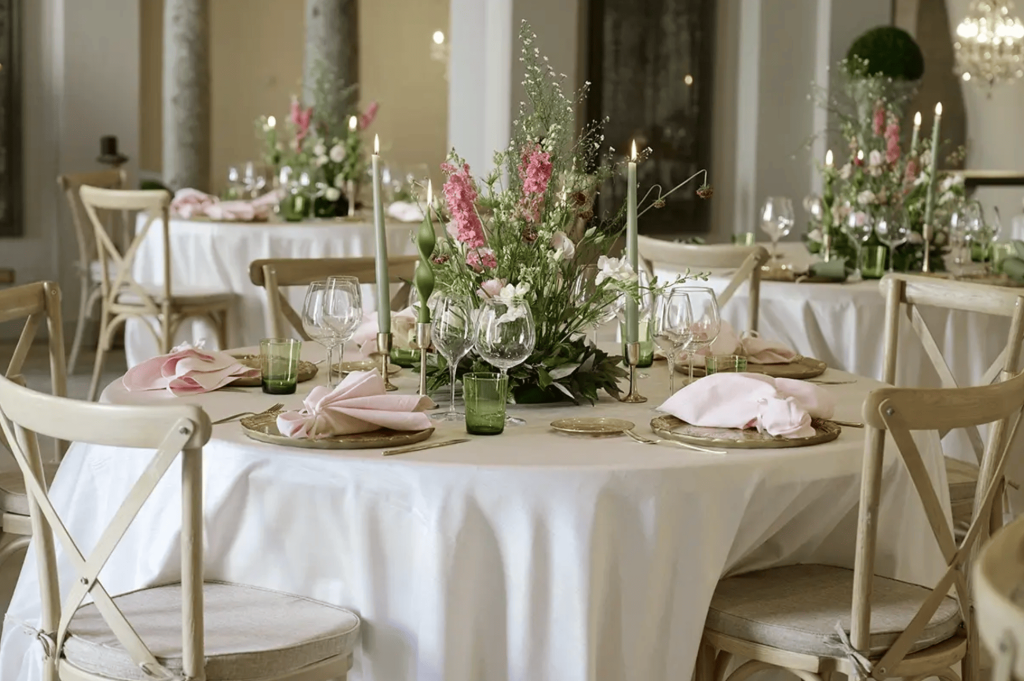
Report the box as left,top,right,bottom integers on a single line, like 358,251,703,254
58,170,128,269
637,236,770,331
880,274,1024,487
79,187,173,315
249,256,419,339
0,282,68,458
851,372,1024,677
974,515,1024,681
0,374,211,680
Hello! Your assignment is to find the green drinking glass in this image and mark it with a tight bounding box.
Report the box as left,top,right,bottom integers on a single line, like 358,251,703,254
705,354,748,374
861,244,887,280
619,319,654,368
732,232,756,246
260,338,302,395
463,372,508,436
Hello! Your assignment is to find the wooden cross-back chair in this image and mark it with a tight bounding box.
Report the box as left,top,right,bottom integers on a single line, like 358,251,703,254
57,169,128,374
880,274,1024,535
79,186,233,401
698,370,1024,681
0,281,67,571
0,375,361,681
974,515,1024,681
249,256,419,339
637,236,770,332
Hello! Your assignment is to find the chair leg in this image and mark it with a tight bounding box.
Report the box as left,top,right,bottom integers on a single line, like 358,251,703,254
215,308,229,350
67,279,92,374
87,312,110,401
695,640,715,681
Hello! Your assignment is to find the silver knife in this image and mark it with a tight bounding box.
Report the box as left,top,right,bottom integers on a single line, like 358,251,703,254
382,438,471,456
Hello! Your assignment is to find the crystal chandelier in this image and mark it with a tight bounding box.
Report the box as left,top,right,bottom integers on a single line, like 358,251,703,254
953,0,1024,90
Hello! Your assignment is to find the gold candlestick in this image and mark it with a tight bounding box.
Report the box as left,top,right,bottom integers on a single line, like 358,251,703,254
377,332,398,391
415,322,431,397
620,342,648,403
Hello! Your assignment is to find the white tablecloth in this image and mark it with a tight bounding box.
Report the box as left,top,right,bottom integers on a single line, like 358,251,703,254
1,346,949,681
125,216,420,367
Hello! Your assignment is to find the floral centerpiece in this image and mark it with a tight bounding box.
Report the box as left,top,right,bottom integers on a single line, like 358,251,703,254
807,50,966,272
425,24,711,404
255,66,378,218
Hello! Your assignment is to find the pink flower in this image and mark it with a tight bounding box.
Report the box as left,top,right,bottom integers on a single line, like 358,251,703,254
360,101,379,129
477,278,507,299
904,159,919,184
466,247,497,272
441,162,486,248
290,97,313,144
872,103,885,136
884,116,901,164
517,143,553,222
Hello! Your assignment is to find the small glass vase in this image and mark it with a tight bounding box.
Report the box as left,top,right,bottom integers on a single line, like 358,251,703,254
279,190,309,222
861,244,887,280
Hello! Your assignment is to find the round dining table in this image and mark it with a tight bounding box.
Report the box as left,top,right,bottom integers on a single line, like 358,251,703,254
124,215,420,367
0,346,949,681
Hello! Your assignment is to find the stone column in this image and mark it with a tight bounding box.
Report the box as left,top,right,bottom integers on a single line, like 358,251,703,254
163,0,210,191
304,0,359,122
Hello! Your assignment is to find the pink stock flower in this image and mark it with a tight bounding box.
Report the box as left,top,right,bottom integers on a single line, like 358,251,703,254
517,143,553,222
477,278,507,299
466,247,497,272
872,103,885,136
360,101,379,129
904,159,919,184
884,116,901,164
290,97,313,144
441,162,486,248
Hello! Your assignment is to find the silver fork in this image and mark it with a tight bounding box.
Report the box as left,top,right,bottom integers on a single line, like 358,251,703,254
211,403,285,426
624,429,726,455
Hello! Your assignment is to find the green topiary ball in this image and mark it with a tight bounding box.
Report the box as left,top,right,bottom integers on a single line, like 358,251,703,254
846,26,925,81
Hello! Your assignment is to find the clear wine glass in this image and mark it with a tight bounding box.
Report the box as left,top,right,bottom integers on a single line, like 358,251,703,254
226,165,243,200
302,281,337,384
874,207,910,273
475,297,537,426
759,197,795,265
652,289,693,395
243,162,268,198
680,287,721,384
949,208,970,278
572,264,622,345
842,203,874,280
322,276,363,387
430,295,475,422
967,202,999,273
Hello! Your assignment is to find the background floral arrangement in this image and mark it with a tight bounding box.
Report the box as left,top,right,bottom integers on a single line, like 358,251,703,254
426,23,709,404
256,65,378,217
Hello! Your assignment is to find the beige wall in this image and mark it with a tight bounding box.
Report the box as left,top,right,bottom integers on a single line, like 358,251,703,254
140,0,450,192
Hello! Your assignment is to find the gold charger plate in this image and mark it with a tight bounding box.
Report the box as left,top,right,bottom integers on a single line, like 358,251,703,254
650,415,841,449
681,355,827,380
229,354,319,387
335,360,401,375
239,410,434,450
550,417,635,436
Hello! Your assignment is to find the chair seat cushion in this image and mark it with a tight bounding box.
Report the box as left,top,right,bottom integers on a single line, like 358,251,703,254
114,284,234,307
63,581,360,681
706,564,962,659
0,464,59,515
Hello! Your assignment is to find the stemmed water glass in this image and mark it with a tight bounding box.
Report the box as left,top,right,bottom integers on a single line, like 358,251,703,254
243,162,268,198
949,208,970,277
967,202,999,273
679,287,721,384
302,281,339,384
652,289,693,395
874,207,910,273
475,297,537,426
572,264,623,345
431,295,475,421
842,203,874,280
322,276,363,387
759,197,795,266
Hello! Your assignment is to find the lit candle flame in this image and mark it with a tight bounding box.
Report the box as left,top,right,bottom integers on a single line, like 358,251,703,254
374,134,380,155
427,179,432,207
935,102,943,116
349,116,358,131
914,111,922,127
267,115,276,129
825,149,833,166
631,140,637,161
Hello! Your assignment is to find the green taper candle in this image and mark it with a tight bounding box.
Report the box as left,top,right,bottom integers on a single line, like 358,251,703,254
415,180,437,323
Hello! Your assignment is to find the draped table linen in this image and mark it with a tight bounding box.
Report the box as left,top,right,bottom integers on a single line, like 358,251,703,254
124,216,420,367
0,345,950,681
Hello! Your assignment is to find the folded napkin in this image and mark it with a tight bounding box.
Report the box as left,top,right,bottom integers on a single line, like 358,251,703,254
685,321,797,365
277,370,433,439
806,258,849,282
657,373,836,439
171,188,277,222
351,307,418,357
171,188,217,219
122,343,259,395
387,201,425,223
205,200,274,222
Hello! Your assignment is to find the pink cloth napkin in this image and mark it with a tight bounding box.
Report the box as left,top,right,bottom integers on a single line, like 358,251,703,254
205,200,272,222
277,370,433,439
657,373,835,438
351,307,419,357
122,344,259,395
682,321,797,365
171,188,277,222
171,188,217,219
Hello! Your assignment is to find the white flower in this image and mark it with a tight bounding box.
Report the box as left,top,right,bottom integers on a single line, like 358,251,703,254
329,144,347,163
333,174,346,189
939,190,955,205
313,142,327,157
839,163,853,180
808,228,822,242
595,255,637,286
856,190,875,206
316,155,328,167
496,282,531,324
851,211,869,227
940,174,964,192
868,149,884,167
325,187,341,202
920,150,932,167
549,231,576,261
913,171,930,187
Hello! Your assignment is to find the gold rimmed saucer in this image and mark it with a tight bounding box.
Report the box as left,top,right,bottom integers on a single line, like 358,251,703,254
550,417,635,437
336,360,401,375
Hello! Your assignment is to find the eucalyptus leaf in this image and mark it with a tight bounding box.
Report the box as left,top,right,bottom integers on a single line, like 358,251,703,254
549,363,580,380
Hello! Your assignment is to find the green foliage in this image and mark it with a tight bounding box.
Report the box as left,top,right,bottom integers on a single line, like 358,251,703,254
846,27,925,81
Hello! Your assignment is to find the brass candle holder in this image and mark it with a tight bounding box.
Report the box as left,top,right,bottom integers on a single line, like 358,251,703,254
415,322,431,397
377,332,398,391
620,341,648,403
